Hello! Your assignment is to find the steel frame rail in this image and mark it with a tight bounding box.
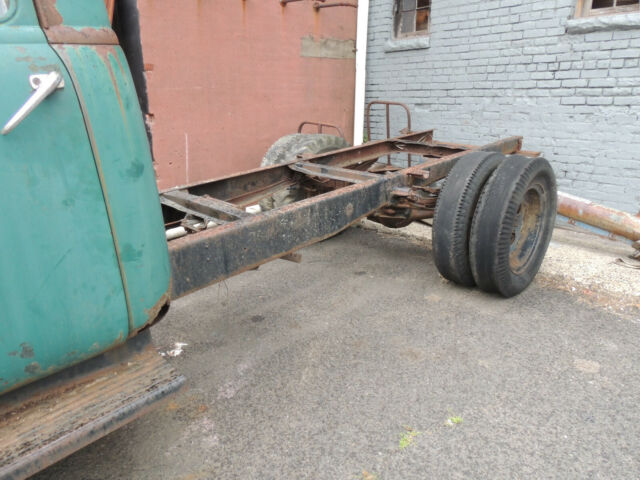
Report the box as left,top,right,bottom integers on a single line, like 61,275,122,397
165,131,524,299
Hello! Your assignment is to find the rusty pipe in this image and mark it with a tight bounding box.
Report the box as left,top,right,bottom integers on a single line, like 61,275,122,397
314,2,357,8
557,192,640,241
281,0,326,4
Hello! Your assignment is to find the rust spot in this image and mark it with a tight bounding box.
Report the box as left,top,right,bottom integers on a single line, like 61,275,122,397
140,291,171,333
27,63,60,73
33,0,63,29
241,0,247,27
24,362,41,375
19,343,34,359
144,63,155,72
15,56,46,63
313,9,320,36
45,26,118,45
110,48,128,77
96,46,128,122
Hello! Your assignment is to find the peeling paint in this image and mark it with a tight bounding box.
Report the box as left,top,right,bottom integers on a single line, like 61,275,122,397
15,55,47,63
19,343,34,359
33,0,63,28
301,35,356,59
24,362,41,375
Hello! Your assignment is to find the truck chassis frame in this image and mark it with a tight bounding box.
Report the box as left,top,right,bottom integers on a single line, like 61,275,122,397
163,130,527,299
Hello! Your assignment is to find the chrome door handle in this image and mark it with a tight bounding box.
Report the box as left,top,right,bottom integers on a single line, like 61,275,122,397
1,72,64,135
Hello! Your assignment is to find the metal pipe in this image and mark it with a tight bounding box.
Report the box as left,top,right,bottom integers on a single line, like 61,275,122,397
557,192,640,241
313,2,358,8
281,0,327,4
352,0,369,146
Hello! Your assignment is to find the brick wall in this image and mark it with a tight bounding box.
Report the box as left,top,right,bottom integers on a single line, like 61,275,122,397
366,0,640,214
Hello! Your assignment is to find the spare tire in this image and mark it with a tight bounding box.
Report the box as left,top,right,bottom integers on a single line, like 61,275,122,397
261,133,350,167
260,134,350,210
469,155,557,297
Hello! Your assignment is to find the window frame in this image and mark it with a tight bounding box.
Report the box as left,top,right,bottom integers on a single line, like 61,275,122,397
575,0,640,17
393,0,431,39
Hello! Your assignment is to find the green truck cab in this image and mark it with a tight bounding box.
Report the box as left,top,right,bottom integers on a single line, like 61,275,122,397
0,2,183,477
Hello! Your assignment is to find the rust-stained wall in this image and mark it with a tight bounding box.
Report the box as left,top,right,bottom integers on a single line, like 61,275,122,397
137,0,357,190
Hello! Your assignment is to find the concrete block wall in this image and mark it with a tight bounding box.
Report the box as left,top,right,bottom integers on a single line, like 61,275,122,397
365,0,640,214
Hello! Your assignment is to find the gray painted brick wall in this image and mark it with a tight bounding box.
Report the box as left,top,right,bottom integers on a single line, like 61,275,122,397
365,0,640,213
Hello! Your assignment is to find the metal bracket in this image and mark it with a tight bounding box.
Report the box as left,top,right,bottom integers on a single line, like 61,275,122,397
290,161,380,184
30,73,64,90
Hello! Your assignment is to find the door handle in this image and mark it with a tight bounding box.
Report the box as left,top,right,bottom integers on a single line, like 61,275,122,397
1,71,64,135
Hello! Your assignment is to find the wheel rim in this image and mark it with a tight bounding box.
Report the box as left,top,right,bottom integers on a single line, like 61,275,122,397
509,183,546,274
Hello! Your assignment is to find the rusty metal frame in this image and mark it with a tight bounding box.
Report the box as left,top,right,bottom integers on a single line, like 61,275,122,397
0,330,185,480
297,121,345,139
165,131,523,299
366,101,413,166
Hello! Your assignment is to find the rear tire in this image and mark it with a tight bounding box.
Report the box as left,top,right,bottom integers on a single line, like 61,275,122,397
469,155,557,297
432,151,506,286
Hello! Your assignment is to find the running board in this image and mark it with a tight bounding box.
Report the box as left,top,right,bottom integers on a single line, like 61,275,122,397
0,330,185,480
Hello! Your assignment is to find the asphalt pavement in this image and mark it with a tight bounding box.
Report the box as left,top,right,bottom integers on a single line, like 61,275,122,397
35,227,640,479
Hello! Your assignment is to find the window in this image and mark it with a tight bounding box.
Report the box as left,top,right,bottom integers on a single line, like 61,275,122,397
577,0,640,17
394,0,430,38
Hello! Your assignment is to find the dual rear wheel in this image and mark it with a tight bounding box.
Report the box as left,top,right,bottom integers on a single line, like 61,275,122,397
432,152,557,297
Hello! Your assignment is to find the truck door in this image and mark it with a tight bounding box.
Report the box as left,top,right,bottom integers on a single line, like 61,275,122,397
34,0,172,335
0,1,128,393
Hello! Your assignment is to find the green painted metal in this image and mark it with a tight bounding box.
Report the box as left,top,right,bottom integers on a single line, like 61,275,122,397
49,0,111,29
0,0,171,395
56,44,172,331
0,0,43,43
0,3,129,394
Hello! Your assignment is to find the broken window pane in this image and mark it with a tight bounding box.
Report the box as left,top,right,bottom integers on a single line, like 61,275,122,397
416,9,429,31
394,0,430,37
592,0,615,7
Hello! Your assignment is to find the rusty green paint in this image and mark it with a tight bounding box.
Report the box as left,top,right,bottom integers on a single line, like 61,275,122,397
0,23,130,393
0,0,168,394
55,44,171,332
